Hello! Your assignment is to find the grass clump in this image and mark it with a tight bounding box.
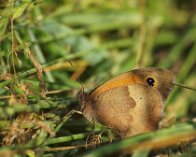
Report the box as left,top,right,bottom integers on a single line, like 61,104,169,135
0,0,195,156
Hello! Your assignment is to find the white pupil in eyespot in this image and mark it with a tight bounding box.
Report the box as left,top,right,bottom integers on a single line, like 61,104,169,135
147,78,155,86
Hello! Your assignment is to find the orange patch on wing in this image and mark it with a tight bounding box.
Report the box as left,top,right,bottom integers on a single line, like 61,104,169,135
91,72,141,97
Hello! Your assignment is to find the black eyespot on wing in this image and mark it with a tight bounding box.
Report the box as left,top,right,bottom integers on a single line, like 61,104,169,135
146,77,155,87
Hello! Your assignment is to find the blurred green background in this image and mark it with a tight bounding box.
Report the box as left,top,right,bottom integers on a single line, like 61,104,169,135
0,0,195,156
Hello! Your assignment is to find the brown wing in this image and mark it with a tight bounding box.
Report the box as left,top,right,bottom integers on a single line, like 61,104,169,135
126,84,164,137
92,84,164,138
92,85,136,137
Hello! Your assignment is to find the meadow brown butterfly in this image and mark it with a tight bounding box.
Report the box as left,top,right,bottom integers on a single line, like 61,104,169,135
78,67,175,138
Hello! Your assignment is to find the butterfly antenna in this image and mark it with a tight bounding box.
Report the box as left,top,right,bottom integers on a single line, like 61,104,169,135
67,59,74,68
174,82,196,91
78,80,85,94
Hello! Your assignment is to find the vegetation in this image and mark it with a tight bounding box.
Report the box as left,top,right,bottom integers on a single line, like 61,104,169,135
0,0,195,156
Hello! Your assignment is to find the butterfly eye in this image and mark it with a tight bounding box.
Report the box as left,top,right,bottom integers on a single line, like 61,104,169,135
146,77,155,87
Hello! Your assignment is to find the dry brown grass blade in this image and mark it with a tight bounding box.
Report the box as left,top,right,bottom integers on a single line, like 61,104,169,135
44,60,88,80
44,143,95,152
124,132,196,153
26,48,47,97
